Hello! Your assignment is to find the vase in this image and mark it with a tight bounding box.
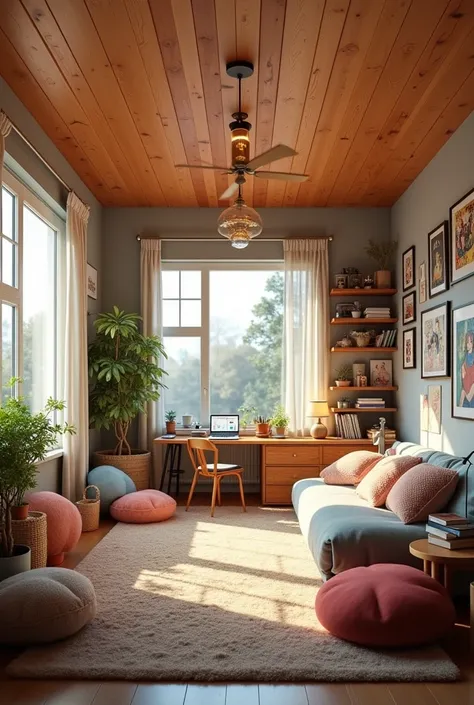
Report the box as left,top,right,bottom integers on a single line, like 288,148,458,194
375,270,391,288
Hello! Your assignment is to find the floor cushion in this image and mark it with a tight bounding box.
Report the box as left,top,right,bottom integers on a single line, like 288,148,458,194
110,489,176,523
0,568,96,645
26,491,82,566
87,465,136,513
315,563,455,647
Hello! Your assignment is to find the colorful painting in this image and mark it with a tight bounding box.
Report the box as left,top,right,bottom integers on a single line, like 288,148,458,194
452,301,474,421
403,328,416,369
369,359,392,387
428,385,442,434
403,246,415,291
428,222,449,297
421,303,450,378
420,393,429,432
450,187,474,285
402,291,416,325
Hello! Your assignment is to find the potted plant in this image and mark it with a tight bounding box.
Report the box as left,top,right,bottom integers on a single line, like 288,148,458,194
337,398,351,409
89,307,167,489
255,415,272,437
165,410,177,434
271,404,290,437
0,388,74,581
335,364,352,387
364,239,398,288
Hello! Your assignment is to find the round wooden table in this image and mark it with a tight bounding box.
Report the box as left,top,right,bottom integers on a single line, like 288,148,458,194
409,538,474,592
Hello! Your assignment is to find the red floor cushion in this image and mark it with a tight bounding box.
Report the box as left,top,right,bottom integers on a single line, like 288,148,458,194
110,489,176,523
27,491,82,566
315,564,455,647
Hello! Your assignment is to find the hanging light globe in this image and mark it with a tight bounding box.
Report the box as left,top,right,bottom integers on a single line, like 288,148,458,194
217,196,263,249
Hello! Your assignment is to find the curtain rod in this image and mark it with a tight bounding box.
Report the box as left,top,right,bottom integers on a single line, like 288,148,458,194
136,235,333,242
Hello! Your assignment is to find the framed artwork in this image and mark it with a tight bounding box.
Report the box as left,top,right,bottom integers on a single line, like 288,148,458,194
369,359,393,387
450,187,474,285
334,273,348,289
420,394,429,432
428,221,449,297
419,261,427,304
402,245,415,291
421,302,450,378
403,328,416,369
87,263,98,299
428,385,442,434
402,291,416,325
452,300,474,420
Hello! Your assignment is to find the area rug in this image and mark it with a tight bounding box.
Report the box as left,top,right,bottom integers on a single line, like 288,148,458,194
8,506,458,682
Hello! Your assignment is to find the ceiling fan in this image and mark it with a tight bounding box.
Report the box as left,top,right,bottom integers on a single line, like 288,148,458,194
175,61,309,200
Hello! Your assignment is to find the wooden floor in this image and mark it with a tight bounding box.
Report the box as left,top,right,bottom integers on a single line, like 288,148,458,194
1,494,473,705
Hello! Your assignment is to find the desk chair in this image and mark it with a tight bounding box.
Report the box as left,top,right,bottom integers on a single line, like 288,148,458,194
186,438,246,517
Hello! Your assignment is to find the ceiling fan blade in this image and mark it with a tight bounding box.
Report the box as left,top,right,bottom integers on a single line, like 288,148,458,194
219,181,240,200
175,163,232,172
246,144,297,171
254,171,309,182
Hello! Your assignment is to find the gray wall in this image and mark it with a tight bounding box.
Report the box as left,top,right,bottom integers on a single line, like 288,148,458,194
391,111,474,457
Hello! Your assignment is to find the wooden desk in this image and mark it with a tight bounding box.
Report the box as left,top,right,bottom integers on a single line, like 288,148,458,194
153,436,382,505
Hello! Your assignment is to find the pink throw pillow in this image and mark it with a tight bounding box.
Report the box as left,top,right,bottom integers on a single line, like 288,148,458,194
356,455,422,507
110,489,176,523
320,451,382,486
386,464,459,524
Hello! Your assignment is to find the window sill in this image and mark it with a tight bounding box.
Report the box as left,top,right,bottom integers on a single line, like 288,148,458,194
36,449,64,466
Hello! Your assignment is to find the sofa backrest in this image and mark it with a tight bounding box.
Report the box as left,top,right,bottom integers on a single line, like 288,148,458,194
391,441,473,522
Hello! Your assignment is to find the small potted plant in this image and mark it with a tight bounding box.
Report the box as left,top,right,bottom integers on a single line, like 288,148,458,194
337,398,351,409
351,301,362,319
271,404,290,437
364,239,398,289
335,364,352,387
255,415,272,437
165,410,177,434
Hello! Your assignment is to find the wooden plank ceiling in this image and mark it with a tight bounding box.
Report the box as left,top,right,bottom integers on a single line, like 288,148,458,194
1,0,474,207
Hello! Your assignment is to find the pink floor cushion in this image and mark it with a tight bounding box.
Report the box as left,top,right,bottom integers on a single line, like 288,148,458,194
110,489,177,523
315,564,455,648
26,491,82,566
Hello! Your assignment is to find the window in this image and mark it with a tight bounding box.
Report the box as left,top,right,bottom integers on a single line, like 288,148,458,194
162,264,284,426
1,171,64,412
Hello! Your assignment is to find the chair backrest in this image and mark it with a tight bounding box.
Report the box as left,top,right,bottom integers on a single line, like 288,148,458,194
187,438,218,477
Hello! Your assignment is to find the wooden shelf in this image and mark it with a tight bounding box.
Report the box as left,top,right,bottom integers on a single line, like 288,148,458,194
330,288,397,296
330,318,398,324
331,347,397,352
331,407,397,413
329,386,398,391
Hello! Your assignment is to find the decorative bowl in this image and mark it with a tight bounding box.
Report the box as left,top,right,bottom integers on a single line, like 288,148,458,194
351,331,371,347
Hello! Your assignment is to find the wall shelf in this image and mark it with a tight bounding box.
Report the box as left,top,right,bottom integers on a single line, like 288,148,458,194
332,407,397,413
331,318,398,325
329,386,398,391
330,288,397,296
330,347,397,352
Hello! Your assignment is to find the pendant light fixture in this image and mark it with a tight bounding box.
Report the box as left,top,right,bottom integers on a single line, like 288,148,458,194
217,182,263,249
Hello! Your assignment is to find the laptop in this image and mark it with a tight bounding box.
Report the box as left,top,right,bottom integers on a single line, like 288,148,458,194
208,414,240,440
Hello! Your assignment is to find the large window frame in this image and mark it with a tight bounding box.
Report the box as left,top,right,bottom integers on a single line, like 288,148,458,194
162,261,284,426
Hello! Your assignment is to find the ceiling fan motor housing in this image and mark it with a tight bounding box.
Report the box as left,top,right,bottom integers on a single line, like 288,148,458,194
230,122,251,167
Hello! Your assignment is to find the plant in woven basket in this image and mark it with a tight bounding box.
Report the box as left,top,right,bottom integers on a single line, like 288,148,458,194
88,307,167,455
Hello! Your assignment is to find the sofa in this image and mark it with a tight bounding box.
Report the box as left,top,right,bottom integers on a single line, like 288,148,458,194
292,442,473,583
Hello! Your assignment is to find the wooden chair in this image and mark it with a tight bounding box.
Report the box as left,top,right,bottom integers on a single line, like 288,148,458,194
186,438,246,517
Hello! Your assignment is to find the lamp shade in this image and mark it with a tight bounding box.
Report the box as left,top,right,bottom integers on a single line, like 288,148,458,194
308,400,330,418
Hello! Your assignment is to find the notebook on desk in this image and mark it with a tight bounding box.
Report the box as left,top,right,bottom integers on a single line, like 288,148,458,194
208,414,240,440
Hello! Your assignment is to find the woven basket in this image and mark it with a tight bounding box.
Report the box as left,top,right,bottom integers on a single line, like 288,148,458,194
94,450,150,491
76,485,100,532
12,511,47,569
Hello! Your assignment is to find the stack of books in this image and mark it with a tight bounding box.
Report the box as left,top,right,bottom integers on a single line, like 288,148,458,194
355,398,385,409
374,330,397,347
366,427,396,441
426,513,474,549
335,413,362,439
364,307,391,319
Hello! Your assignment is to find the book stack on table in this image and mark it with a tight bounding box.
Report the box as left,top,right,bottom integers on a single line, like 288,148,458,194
426,513,474,549
366,427,396,441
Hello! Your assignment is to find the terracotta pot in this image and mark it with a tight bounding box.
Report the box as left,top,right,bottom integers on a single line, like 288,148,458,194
165,421,176,434
375,270,391,288
256,423,270,436
11,504,29,521
275,426,287,437
335,380,351,387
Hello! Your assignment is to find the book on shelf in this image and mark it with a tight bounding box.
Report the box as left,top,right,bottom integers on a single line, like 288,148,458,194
375,330,397,347
366,429,396,439
428,513,469,526
356,403,385,409
335,413,362,439
428,535,474,550
426,523,474,539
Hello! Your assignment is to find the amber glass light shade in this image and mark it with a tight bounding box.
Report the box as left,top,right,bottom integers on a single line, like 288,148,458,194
217,197,263,249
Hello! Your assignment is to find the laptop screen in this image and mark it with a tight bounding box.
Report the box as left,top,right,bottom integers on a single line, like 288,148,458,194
210,414,239,433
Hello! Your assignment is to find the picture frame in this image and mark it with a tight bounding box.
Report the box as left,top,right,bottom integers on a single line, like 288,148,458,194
428,221,449,297
403,328,416,369
450,187,474,286
87,263,98,300
402,245,415,291
428,385,442,434
419,261,427,304
334,273,348,289
420,393,429,432
402,291,416,325
452,300,474,421
369,359,393,387
421,302,450,379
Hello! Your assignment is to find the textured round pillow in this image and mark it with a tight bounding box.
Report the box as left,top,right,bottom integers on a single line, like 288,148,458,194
110,489,176,523
0,568,96,645
27,491,82,566
87,465,136,513
315,564,455,647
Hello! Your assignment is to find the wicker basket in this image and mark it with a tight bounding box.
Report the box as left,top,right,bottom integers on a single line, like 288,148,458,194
12,511,47,569
94,450,150,491
76,485,100,532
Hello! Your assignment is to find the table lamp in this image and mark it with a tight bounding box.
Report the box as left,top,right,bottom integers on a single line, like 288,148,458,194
308,400,330,439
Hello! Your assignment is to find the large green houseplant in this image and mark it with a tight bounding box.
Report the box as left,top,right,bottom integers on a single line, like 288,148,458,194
0,389,73,580
88,308,167,487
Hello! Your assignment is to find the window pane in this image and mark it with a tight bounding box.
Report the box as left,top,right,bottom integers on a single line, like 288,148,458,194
2,239,16,286
2,302,16,403
163,337,201,425
180,270,201,298
210,271,284,417
162,270,179,299
22,206,56,412
2,188,15,240
163,299,180,327
180,300,201,327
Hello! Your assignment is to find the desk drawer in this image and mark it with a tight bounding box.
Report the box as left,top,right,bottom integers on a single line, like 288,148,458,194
265,466,321,485
321,444,373,466
264,485,293,505
265,445,321,466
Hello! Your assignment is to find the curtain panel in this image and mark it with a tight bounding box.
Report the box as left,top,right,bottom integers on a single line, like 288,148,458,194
283,239,329,436
0,113,12,227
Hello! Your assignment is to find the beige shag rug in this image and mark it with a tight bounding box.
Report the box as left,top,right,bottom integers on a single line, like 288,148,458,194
8,506,458,682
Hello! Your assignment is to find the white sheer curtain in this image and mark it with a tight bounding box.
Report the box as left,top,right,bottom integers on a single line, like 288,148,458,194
62,192,90,500
0,112,12,174
283,239,329,436
139,239,165,462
